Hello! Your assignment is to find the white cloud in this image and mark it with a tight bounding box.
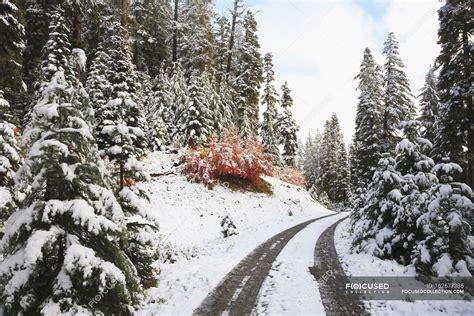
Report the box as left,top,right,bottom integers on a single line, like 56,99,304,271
233,0,442,143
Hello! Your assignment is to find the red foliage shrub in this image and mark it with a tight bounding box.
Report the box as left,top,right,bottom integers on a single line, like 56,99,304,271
273,167,306,188
183,129,274,187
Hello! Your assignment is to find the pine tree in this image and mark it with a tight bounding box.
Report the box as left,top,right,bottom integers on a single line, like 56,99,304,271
210,77,235,132
391,137,437,265
414,158,473,276
418,67,439,144
277,82,299,167
381,32,416,152
0,90,20,226
303,131,323,192
39,7,71,91
351,153,404,259
260,53,280,161
169,63,189,144
319,114,351,207
432,0,473,189
23,0,51,92
214,15,231,82
181,72,214,147
130,0,172,76
0,70,143,314
235,10,263,136
296,139,305,170
351,48,384,190
179,0,214,75
96,21,148,162
93,21,159,286
0,0,25,115
86,43,110,123
145,67,172,150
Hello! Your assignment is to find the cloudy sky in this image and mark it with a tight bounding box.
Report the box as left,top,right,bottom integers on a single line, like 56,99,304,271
215,0,442,143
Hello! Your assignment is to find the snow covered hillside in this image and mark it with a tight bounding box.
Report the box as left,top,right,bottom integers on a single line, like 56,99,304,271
136,151,335,314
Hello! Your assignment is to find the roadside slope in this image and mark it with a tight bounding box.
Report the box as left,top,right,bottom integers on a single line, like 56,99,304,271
136,151,335,315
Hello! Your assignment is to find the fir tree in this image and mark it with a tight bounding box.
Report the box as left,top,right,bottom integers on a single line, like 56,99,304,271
319,114,351,207
181,72,214,147
179,0,214,75
0,90,20,226
260,53,280,161
170,63,189,143
235,10,263,136
418,67,439,144
351,48,384,190
415,158,473,276
381,32,416,152
277,82,299,167
0,70,143,314
214,15,232,82
96,21,148,162
391,137,437,265
351,153,404,259
39,7,71,91
432,0,473,189
145,67,172,150
130,0,172,76
0,0,25,115
210,77,235,132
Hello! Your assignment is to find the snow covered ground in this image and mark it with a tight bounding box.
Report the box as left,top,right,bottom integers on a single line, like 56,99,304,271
334,219,473,316
255,212,347,315
135,151,335,315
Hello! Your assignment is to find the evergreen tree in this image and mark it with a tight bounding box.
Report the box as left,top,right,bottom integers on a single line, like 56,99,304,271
351,153,404,259
277,82,299,167
296,139,304,170
96,21,147,162
210,77,235,132
145,67,172,150
39,7,71,91
320,114,351,207
0,0,25,115
415,158,473,276
130,0,172,76
303,131,323,192
391,137,437,265
432,0,473,189
351,48,384,190
0,70,143,314
0,90,20,226
418,67,439,143
170,63,189,144
214,15,231,82
86,42,110,123
381,32,416,152
260,53,280,161
179,0,214,75
181,72,214,147
23,0,51,92
235,10,263,136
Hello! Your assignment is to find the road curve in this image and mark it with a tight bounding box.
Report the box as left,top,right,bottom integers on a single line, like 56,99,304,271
193,213,337,316
310,217,368,316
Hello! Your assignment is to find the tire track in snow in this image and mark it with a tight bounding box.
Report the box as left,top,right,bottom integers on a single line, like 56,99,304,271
193,213,337,316
310,217,368,316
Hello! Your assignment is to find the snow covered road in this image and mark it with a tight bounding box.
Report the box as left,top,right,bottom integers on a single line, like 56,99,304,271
194,213,347,315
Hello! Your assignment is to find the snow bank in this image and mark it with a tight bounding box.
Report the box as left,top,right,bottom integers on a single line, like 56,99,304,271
334,219,473,315
136,151,334,314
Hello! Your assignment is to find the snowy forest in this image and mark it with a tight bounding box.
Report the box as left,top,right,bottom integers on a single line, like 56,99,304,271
0,0,472,314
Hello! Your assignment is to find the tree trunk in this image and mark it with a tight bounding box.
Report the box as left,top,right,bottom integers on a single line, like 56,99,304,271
226,0,241,75
72,11,81,47
172,0,179,63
